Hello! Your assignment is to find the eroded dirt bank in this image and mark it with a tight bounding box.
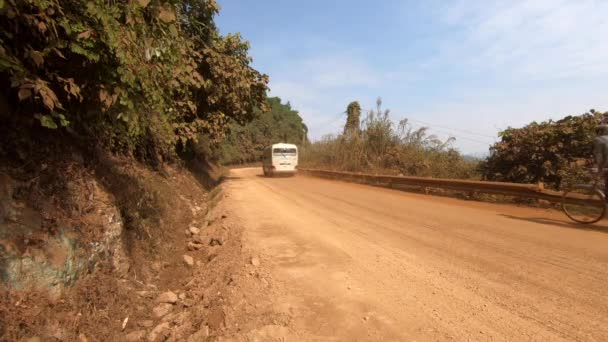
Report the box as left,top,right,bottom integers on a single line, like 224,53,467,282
0,157,280,341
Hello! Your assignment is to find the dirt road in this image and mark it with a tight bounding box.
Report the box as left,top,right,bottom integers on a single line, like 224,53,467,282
225,168,608,341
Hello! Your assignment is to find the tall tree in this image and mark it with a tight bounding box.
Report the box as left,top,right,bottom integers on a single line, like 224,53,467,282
0,0,268,164
344,101,361,135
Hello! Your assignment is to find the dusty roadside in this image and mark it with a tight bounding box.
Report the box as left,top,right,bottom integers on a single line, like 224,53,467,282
0,158,281,341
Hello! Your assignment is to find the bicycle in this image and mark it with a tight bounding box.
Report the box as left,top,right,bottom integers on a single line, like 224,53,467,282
561,171,607,224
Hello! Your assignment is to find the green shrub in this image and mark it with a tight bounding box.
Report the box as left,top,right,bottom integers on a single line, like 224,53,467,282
481,110,603,189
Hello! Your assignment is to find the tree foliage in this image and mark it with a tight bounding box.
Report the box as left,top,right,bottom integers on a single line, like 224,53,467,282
481,110,603,188
302,98,477,179
216,97,308,164
343,101,361,135
0,0,268,163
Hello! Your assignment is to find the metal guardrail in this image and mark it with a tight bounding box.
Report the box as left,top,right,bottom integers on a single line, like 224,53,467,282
298,168,569,203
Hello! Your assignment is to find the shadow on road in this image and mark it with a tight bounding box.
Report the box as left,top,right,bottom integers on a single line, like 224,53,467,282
499,214,608,233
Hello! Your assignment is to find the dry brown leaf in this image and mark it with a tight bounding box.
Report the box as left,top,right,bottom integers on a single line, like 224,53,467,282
137,0,151,7
37,21,47,33
77,30,92,39
17,88,32,101
99,89,114,110
157,5,176,23
30,51,44,68
99,88,108,101
40,89,55,111
52,48,66,59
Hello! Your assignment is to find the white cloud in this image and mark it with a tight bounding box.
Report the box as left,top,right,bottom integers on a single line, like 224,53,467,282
437,0,608,81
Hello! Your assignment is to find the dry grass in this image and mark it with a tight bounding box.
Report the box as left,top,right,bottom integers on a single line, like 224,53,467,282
300,106,479,180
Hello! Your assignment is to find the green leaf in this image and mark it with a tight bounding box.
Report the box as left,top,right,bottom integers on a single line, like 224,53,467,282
35,114,58,129
70,43,100,62
52,113,70,127
169,24,178,37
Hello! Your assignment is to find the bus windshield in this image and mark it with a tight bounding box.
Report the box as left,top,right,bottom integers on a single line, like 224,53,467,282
273,148,297,156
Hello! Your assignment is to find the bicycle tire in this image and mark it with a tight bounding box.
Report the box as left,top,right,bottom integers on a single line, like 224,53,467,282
562,185,606,224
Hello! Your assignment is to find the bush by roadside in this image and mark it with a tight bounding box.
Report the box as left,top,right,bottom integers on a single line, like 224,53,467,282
300,98,479,180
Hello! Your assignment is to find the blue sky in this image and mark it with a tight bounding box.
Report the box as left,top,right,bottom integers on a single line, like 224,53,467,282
216,0,608,155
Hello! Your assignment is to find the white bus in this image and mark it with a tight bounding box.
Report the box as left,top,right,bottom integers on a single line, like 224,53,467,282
263,143,298,177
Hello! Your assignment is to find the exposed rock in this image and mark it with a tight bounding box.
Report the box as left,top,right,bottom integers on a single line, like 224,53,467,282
151,261,162,271
188,226,200,235
170,323,194,342
145,284,158,290
171,311,191,326
162,310,191,326
156,291,178,304
136,291,155,299
209,238,223,246
148,322,171,342
125,330,146,342
186,325,209,342
160,312,177,323
191,235,204,244
139,320,154,328
152,303,173,318
207,308,225,330
187,242,203,251
47,323,65,340
183,255,194,267
178,293,186,300
250,257,260,267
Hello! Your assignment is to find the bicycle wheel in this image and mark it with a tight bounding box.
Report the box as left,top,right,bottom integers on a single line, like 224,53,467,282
562,185,606,224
